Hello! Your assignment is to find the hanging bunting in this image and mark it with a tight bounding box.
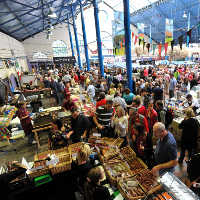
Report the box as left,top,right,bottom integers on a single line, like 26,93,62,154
186,29,192,47
171,40,174,51
132,32,134,39
139,38,142,46
137,23,145,42
158,43,162,57
146,43,150,53
134,35,138,45
143,41,146,50
178,35,183,50
153,44,157,55
120,41,123,49
164,43,168,56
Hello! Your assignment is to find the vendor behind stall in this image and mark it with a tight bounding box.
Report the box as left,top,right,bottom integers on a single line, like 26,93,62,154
181,94,199,114
66,108,91,143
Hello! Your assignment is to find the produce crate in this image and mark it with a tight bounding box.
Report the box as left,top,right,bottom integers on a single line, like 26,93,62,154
117,176,146,200
120,146,136,161
134,169,161,195
104,161,132,186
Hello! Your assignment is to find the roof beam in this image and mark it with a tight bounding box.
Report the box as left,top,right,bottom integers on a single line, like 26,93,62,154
3,1,31,37
0,0,55,26
41,0,45,31
8,0,36,9
56,0,66,24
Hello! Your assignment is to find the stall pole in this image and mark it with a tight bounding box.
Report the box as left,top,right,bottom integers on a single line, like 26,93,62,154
80,1,90,71
67,20,75,58
71,5,82,69
123,0,133,91
93,0,104,77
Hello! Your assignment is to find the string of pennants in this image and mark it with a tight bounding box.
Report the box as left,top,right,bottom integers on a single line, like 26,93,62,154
113,22,200,57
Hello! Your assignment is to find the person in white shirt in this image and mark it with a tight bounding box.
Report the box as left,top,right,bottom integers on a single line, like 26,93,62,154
111,106,128,147
182,94,199,114
87,82,96,104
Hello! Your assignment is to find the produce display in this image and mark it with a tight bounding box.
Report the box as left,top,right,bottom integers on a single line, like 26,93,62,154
135,169,160,193
118,176,145,200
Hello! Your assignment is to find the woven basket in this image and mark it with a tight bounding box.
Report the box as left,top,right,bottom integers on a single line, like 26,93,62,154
117,176,145,200
104,161,132,186
127,157,147,175
120,146,136,161
49,160,71,175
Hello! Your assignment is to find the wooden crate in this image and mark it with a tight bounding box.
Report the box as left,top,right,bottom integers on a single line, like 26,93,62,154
68,142,84,154
117,176,146,200
28,168,50,179
34,150,52,161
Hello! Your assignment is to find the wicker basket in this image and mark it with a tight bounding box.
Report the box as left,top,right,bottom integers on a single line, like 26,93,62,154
49,160,72,175
127,157,147,175
68,142,84,154
104,161,132,186
117,176,146,200
111,137,124,148
120,146,136,161
134,169,161,195
34,150,52,161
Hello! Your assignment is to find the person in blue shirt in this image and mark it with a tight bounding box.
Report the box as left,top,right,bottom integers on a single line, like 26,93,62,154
169,74,177,98
152,122,178,176
123,88,135,105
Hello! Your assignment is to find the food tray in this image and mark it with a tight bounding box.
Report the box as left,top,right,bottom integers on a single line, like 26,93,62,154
28,168,50,179
135,169,161,195
120,146,136,161
118,176,146,200
127,157,147,175
101,147,120,161
104,161,132,186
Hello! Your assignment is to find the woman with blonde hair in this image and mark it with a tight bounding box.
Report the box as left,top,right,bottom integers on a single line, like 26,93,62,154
178,108,199,163
111,106,128,147
73,144,93,187
84,166,111,200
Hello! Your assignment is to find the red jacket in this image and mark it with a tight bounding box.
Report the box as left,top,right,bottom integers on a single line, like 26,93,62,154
96,99,107,108
147,109,158,130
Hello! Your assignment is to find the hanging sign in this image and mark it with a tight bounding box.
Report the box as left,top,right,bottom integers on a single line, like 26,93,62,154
165,18,173,43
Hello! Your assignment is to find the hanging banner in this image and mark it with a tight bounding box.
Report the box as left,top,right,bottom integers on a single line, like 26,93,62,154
165,18,173,43
134,35,138,45
187,29,192,47
112,11,125,56
153,44,157,55
171,40,174,51
158,43,162,57
164,43,168,56
178,35,183,50
137,23,144,42
146,43,150,53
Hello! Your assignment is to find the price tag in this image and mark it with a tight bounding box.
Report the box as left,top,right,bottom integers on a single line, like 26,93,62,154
93,133,101,137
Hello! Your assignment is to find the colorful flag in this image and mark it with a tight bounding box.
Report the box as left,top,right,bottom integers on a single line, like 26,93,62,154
134,35,138,45
187,29,192,47
132,32,134,39
165,18,173,43
164,43,168,56
178,35,183,50
158,43,162,57
146,43,150,53
137,23,144,42
153,44,157,55
171,40,174,51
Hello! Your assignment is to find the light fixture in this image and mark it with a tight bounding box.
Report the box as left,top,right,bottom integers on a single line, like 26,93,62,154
46,34,51,40
183,11,187,18
48,7,57,19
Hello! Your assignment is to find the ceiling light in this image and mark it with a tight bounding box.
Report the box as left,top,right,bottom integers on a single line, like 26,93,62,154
183,11,187,18
48,7,57,19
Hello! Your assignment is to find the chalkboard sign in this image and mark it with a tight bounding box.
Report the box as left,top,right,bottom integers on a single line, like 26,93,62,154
53,56,76,65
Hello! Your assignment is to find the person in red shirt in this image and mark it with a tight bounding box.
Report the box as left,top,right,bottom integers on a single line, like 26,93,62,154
96,92,107,108
147,100,158,132
64,82,71,100
74,73,79,83
143,67,148,80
